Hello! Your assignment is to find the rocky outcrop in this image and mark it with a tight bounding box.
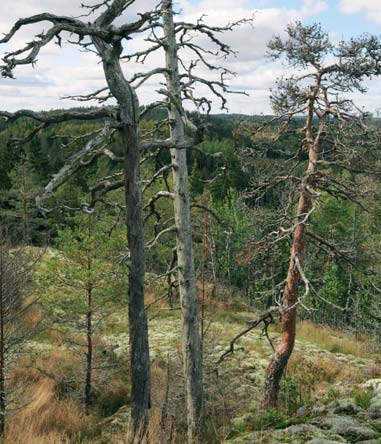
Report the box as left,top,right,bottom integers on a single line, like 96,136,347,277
311,414,375,441
228,379,381,444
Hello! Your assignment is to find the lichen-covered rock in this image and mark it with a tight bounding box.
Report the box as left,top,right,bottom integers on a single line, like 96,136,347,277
227,424,347,444
363,379,381,392
226,431,282,444
368,404,381,419
356,440,380,444
331,398,362,415
275,423,324,436
305,440,347,444
368,394,381,419
311,414,376,441
276,424,347,443
306,440,347,444
312,405,328,416
296,405,310,418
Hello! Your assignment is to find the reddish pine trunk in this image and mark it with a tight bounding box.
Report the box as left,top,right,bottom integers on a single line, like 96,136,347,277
263,191,311,407
263,96,320,408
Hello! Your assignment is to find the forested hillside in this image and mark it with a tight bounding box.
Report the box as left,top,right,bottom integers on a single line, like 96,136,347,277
2,109,381,333
1,1,381,444
2,105,381,443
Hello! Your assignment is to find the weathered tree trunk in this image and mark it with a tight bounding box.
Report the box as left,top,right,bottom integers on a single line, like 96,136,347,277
0,243,5,438
263,96,320,408
162,2,205,442
93,37,151,436
84,286,93,414
122,124,151,434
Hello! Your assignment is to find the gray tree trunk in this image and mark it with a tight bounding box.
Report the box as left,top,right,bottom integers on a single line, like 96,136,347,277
93,37,151,437
84,286,93,414
0,242,5,439
0,2,152,437
162,2,205,442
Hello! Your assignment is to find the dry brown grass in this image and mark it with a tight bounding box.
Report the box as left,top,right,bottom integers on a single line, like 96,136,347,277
5,376,89,444
125,409,176,444
297,320,373,357
5,293,381,444
5,348,93,444
287,352,342,393
22,301,43,330
5,371,175,444
9,351,180,443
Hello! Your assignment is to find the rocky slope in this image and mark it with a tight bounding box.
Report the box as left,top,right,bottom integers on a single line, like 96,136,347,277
228,378,381,443
100,310,381,443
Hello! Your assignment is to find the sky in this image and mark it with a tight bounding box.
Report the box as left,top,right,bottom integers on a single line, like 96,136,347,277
1,0,381,114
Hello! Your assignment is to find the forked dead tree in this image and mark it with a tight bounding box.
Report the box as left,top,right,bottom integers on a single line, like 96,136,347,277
162,3,205,441
0,1,252,440
87,2,252,441
123,3,252,441
0,0,160,435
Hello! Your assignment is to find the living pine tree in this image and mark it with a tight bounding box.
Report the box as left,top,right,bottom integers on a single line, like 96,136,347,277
39,213,126,413
8,156,40,243
260,22,381,407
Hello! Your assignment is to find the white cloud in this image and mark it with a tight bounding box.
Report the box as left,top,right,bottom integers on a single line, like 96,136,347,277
340,0,381,24
300,0,328,17
3,0,372,116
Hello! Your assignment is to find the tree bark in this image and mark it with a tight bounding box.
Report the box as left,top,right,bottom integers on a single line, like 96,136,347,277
162,2,205,442
263,94,320,408
84,286,93,414
0,242,5,438
123,124,151,434
93,37,151,436
263,192,311,407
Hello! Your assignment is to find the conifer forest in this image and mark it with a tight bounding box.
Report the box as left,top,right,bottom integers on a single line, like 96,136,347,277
2,1,381,443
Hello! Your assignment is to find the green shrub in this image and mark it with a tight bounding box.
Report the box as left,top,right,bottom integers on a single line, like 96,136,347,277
321,387,341,405
353,388,372,409
280,377,300,414
251,409,289,430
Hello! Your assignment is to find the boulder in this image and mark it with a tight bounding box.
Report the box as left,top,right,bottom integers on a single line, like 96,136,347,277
363,379,381,392
312,405,328,416
356,441,379,444
331,399,362,415
296,405,310,418
311,414,376,441
275,424,348,443
226,431,283,444
275,423,324,436
306,440,347,444
368,394,381,419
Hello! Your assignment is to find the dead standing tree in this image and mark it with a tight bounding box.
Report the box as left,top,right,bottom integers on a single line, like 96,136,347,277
119,3,252,441
0,0,163,435
256,22,381,407
0,1,251,438
162,3,205,441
